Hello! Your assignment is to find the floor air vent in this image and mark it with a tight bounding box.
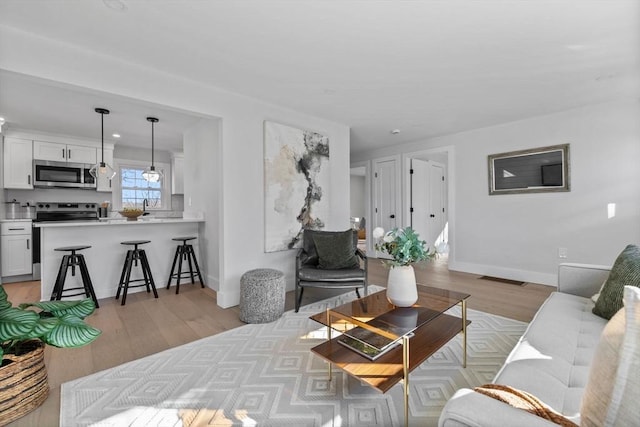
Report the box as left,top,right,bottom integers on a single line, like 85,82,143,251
478,276,525,286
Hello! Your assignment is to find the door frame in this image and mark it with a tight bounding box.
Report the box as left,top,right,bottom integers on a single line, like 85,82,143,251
401,146,456,264
350,160,373,254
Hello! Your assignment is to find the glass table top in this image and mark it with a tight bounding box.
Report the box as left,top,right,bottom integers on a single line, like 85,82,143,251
311,285,470,351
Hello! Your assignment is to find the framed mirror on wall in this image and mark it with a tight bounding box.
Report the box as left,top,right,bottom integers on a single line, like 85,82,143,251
488,144,570,195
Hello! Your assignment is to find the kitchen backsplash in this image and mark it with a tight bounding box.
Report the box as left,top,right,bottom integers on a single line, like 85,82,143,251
6,188,107,206
3,189,185,219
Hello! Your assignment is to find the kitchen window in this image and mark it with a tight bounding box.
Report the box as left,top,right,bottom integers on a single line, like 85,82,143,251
112,160,171,211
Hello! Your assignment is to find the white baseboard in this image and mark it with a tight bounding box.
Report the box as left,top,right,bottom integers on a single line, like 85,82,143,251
216,287,240,309
205,273,219,291
448,260,557,287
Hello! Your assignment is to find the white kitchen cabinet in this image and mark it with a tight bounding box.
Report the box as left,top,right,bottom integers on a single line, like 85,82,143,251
34,140,96,164
96,148,115,192
3,137,34,189
171,153,184,195
1,221,32,276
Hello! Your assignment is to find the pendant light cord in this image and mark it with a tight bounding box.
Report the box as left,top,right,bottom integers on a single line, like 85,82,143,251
100,112,104,163
95,107,109,164
151,120,154,167
147,117,159,170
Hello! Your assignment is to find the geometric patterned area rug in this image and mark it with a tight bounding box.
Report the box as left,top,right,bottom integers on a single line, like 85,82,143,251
60,286,527,427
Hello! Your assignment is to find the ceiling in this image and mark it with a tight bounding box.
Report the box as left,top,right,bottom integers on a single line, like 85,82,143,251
0,0,638,154
0,71,206,151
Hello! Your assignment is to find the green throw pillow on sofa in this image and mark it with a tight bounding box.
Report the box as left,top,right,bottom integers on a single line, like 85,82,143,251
593,244,640,320
312,230,360,270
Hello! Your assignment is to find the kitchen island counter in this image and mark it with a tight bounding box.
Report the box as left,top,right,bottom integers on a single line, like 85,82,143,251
38,218,205,301
35,217,203,228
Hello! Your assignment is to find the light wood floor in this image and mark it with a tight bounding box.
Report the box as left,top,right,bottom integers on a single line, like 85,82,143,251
4,256,553,426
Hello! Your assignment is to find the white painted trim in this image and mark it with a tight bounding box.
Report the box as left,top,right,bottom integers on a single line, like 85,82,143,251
350,159,372,253
205,274,220,291
216,288,240,309
448,260,557,287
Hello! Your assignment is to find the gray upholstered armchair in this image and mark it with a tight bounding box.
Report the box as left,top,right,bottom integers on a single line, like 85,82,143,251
295,229,368,312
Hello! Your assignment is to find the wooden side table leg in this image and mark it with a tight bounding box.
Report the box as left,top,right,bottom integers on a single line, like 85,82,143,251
462,299,467,368
403,335,410,427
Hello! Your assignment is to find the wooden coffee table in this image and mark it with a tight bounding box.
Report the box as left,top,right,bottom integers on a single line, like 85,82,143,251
310,285,470,426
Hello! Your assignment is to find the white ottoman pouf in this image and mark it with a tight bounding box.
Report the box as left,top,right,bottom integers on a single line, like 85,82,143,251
239,268,285,323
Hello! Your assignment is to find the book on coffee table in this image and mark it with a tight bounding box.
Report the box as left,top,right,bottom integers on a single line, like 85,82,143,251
336,306,426,360
337,331,407,360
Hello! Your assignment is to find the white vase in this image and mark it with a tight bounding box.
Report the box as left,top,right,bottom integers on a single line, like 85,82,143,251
386,265,418,307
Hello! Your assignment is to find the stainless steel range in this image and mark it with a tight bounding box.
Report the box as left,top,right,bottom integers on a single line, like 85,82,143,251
35,202,99,222
32,202,100,280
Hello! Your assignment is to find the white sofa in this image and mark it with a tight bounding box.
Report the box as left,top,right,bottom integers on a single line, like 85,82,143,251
439,263,612,427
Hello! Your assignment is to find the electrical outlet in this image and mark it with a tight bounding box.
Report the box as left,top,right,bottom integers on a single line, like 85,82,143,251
188,197,192,207
558,247,568,258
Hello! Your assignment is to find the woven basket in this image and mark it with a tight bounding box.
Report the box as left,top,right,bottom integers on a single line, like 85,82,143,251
0,341,49,425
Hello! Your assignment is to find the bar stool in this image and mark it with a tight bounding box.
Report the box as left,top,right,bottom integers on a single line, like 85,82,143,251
50,245,99,308
166,237,205,294
116,240,158,306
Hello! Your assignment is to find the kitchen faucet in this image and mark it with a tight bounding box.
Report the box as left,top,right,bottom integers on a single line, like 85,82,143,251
142,199,150,215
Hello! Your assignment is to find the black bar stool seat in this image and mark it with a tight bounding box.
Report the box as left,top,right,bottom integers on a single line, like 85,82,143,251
166,236,205,294
116,240,158,305
50,245,99,308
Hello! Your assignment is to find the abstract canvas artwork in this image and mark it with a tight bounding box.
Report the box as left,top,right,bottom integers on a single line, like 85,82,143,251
264,121,330,252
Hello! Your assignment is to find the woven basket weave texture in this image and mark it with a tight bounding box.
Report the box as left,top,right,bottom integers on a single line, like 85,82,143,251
0,341,49,425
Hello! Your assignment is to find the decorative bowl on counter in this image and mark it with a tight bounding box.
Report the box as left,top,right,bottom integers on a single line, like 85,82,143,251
118,209,144,221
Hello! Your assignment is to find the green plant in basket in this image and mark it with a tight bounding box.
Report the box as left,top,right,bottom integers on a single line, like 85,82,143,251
0,285,101,361
372,226,436,267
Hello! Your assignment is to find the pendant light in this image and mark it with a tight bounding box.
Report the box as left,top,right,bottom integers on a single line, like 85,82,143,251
142,116,163,182
89,108,116,180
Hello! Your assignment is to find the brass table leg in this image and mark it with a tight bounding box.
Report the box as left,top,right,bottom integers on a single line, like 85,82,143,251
461,299,467,368
326,308,332,381
402,335,410,427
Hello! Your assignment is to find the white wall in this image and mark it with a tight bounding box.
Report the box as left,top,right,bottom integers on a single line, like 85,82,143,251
0,25,352,307
183,118,221,291
114,146,172,164
220,116,350,307
350,175,366,218
353,99,640,285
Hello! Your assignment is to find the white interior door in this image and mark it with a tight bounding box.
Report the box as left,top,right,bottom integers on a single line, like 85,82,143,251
429,162,446,250
410,158,430,244
410,159,446,250
373,157,400,250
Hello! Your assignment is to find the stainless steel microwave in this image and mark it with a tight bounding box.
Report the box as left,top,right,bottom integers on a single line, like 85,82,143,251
33,160,97,189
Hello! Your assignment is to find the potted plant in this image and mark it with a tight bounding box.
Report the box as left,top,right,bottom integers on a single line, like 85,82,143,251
372,226,435,306
0,285,101,424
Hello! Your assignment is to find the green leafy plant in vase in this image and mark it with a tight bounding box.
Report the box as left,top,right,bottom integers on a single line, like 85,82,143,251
0,285,101,424
372,226,436,306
